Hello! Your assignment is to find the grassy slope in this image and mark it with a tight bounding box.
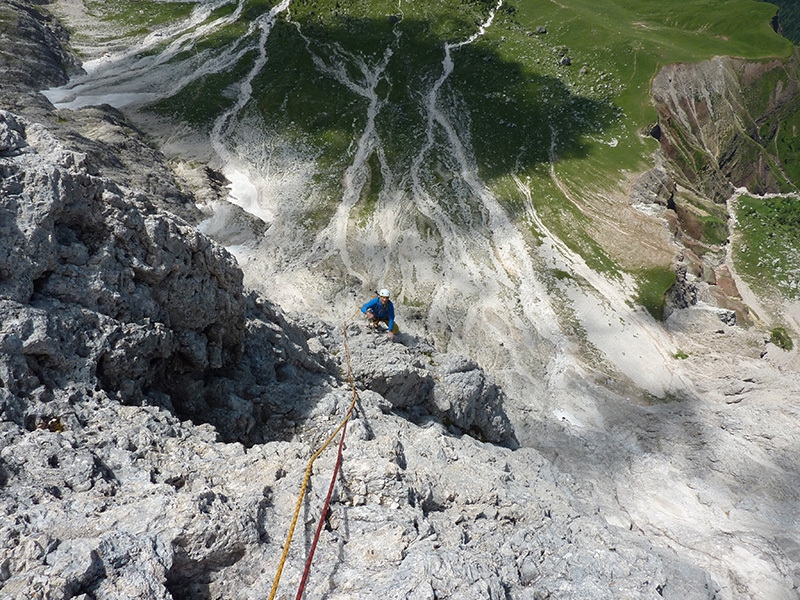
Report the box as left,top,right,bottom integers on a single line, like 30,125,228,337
471,0,794,313
81,0,196,40
69,0,798,312
503,2,790,212
736,194,800,300
760,0,800,44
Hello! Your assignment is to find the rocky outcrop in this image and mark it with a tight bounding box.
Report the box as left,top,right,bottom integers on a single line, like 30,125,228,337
0,21,714,592
643,54,800,323
344,328,517,445
0,0,80,113
0,380,716,600
628,167,675,209
0,104,716,598
430,354,517,444
0,104,362,448
665,250,751,325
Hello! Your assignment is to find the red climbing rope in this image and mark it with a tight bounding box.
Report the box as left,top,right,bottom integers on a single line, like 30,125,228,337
268,321,360,600
295,413,349,599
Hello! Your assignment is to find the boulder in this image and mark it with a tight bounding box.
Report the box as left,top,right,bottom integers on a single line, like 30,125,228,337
629,168,675,208
340,327,517,446
431,355,517,446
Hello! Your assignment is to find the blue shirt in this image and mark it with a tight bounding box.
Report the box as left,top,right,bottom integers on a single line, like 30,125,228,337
361,296,395,331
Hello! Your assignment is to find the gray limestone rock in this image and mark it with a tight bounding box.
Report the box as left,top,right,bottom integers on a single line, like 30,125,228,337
0,116,717,600
339,327,516,445
0,112,27,155
431,354,516,445
0,3,770,598
0,104,705,597
629,168,675,208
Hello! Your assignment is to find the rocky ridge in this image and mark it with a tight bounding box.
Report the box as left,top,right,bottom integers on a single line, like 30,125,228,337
629,53,800,326
651,55,800,203
2,1,800,599
0,106,708,599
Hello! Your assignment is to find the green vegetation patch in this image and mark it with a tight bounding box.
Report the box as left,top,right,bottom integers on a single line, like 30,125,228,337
770,326,794,350
489,0,793,273
510,166,622,278
774,95,800,186
356,151,384,225
85,0,195,37
552,269,573,281
734,195,800,299
635,266,677,320
673,191,730,246
149,48,257,127
759,0,800,44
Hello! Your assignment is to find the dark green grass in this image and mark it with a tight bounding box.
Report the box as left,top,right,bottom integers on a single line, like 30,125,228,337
635,266,677,320
774,93,800,185
759,0,800,44
734,195,800,299
149,48,257,127
673,192,730,247
141,0,792,176
770,326,794,350
85,0,195,37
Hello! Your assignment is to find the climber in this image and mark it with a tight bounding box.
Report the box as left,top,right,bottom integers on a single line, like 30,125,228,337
361,288,399,341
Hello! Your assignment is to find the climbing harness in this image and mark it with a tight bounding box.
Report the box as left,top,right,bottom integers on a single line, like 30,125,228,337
268,320,360,600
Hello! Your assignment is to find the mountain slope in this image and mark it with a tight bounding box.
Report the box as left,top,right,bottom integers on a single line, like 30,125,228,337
42,0,800,396
4,0,800,598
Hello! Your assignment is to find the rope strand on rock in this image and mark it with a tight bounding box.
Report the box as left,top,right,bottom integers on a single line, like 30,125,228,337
295,407,349,599
268,321,360,600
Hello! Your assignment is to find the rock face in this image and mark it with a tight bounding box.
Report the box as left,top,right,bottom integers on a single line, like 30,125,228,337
628,168,675,209
346,328,516,445
651,56,800,202
666,250,752,325
2,2,799,600
0,105,712,599
0,0,79,114
0,2,723,596
0,108,255,439
641,56,800,323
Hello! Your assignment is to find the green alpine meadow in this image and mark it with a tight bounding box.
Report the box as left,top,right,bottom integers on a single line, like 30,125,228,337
61,0,799,321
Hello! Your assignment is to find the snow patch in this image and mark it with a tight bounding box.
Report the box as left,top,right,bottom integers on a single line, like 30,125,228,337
223,167,273,223
42,90,156,109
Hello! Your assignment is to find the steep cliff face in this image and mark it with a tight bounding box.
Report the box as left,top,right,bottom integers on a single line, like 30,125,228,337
0,0,79,113
0,6,636,599
3,2,800,600
1,107,292,444
651,53,800,203
0,99,698,600
632,53,800,325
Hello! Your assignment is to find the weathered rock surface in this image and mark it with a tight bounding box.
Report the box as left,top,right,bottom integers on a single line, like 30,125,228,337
2,2,799,600
629,167,675,209
0,0,80,114
651,56,800,202
0,3,720,593
643,55,800,324
343,327,516,445
665,249,753,325
0,104,711,599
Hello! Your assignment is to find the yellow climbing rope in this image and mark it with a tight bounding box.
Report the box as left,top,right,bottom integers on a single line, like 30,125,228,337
268,321,360,600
